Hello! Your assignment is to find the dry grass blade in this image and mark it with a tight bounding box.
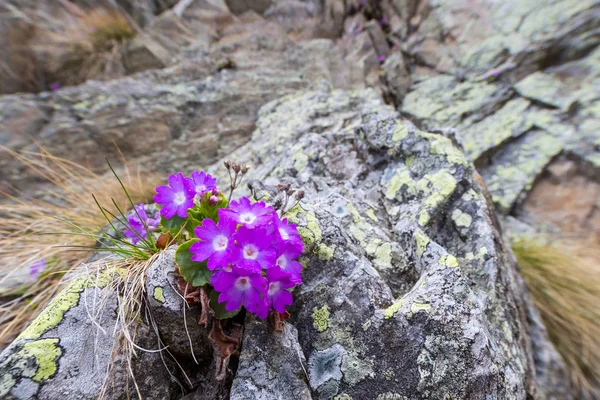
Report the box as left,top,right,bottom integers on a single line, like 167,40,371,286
513,237,600,399
0,147,159,348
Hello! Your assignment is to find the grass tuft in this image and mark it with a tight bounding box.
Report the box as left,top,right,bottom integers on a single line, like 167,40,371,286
513,237,600,398
0,147,159,349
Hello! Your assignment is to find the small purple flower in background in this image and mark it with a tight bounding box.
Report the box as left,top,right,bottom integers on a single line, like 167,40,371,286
265,266,295,314
211,266,267,314
191,170,217,198
379,17,388,24
49,82,61,91
191,217,236,270
355,27,363,35
28,259,47,281
124,204,160,244
377,54,387,63
154,172,195,219
232,226,276,272
219,197,274,228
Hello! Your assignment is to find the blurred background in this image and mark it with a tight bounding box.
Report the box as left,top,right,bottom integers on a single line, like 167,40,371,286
0,0,598,397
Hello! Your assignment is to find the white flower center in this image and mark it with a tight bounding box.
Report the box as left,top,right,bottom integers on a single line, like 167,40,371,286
212,235,228,251
279,228,289,240
196,184,206,193
243,244,259,260
235,277,250,291
240,213,256,224
276,254,287,269
174,192,186,205
268,281,281,296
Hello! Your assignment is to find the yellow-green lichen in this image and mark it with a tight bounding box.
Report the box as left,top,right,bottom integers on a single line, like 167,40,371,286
366,209,378,222
414,232,430,258
18,269,119,340
384,299,406,319
153,287,165,303
22,339,62,381
439,254,459,268
418,210,430,226
312,305,330,332
451,209,472,228
316,244,335,261
385,168,414,200
409,302,431,317
347,203,361,223
384,368,395,381
392,124,409,142
334,394,352,400
373,243,392,269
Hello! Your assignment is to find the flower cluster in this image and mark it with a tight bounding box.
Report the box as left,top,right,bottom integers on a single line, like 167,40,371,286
123,204,160,244
154,171,218,219
151,167,305,320
191,196,304,318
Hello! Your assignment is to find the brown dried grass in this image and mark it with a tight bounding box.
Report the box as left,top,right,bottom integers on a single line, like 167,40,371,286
0,147,158,348
513,237,600,398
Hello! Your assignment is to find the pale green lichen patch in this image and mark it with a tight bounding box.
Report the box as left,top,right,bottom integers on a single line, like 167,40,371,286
451,209,472,228
373,243,392,269
18,269,118,340
392,124,409,142
317,244,335,261
341,351,374,385
417,130,468,167
384,299,406,319
408,302,431,318
414,231,430,258
385,168,414,200
23,339,62,382
153,287,165,303
439,254,459,268
313,305,331,332
366,209,378,222
333,394,352,400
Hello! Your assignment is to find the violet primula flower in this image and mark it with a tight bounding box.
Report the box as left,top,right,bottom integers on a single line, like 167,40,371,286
50,82,61,91
28,259,47,281
272,215,304,252
265,266,295,314
211,266,267,314
274,243,303,284
219,197,274,228
154,172,195,219
124,204,160,244
377,54,386,63
191,217,237,270
191,170,217,198
231,225,276,272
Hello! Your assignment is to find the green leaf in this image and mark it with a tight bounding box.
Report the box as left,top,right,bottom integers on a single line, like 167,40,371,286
161,215,188,232
175,240,213,286
209,288,241,319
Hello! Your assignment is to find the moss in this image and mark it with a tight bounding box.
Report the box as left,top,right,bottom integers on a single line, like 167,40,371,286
384,299,406,319
153,287,165,303
313,305,330,332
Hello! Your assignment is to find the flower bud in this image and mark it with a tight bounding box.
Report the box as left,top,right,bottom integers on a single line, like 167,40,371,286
209,195,219,205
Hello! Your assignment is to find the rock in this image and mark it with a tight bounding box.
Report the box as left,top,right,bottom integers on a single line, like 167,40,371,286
230,318,312,399
205,88,570,398
145,247,212,358
225,0,272,15
124,35,173,74
0,266,177,399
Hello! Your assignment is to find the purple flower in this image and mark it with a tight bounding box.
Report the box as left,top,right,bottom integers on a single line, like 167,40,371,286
377,54,386,63
211,266,267,315
190,217,236,270
272,215,304,252
219,196,274,228
123,204,160,244
265,266,295,314
231,226,276,273
29,259,47,281
190,170,217,198
50,82,61,91
379,17,388,24
154,172,195,219
274,243,303,284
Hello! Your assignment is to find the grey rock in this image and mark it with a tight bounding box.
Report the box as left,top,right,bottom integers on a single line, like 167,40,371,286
230,318,312,400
